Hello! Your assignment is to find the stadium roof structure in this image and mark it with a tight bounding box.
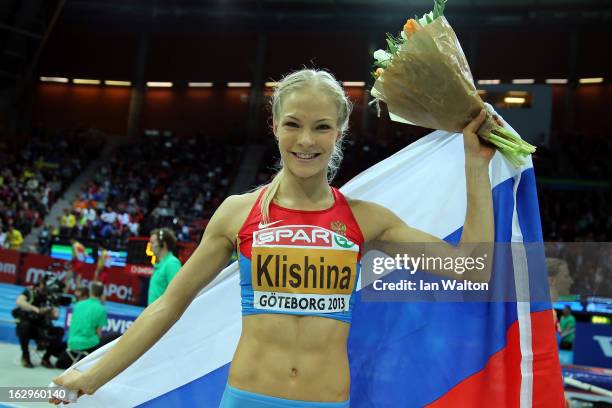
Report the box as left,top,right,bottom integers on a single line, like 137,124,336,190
58,0,611,30
0,0,609,135
1,0,610,89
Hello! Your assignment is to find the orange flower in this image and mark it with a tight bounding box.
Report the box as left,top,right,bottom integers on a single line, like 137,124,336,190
375,68,385,77
403,19,421,38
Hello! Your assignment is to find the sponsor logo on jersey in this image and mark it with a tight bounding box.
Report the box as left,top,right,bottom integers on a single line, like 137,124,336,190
253,247,357,294
258,220,284,229
253,225,357,251
250,224,359,313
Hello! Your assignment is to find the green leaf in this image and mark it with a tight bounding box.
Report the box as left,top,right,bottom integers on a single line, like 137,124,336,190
386,38,397,54
374,58,390,69
386,33,402,53
432,0,447,19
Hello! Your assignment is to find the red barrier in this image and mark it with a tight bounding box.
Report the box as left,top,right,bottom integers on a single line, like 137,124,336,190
0,249,20,284
125,264,154,276
178,242,197,265
20,253,140,304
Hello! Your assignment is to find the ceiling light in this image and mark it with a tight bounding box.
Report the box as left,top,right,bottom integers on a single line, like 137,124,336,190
188,82,213,87
104,80,131,86
477,79,500,85
579,77,603,84
343,81,365,87
227,82,251,87
504,97,526,104
147,82,173,87
73,79,101,85
545,79,568,84
40,76,68,83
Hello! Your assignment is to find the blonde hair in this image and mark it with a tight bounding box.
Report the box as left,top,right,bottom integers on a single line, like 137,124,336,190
259,69,353,223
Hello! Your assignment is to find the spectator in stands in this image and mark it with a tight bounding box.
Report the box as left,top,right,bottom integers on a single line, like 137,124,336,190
60,208,76,237
73,194,88,213
7,225,23,250
84,205,97,224
55,282,108,369
119,209,130,226
0,225,6,248
51,222,60,239
128,214,140,236
100,205,117,237
147,228,182,305
177,218,190,242
48,175,61,197
76,209,88,238
2,127,105,253
71,133,240,248
559,306,576,351
38,223,51,254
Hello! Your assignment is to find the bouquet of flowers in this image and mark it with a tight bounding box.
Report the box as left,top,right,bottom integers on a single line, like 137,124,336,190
371,0,535,167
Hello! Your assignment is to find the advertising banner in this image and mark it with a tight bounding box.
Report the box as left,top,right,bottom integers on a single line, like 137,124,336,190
0,249,20,284
573,322,612,369
65,308,138,337
20,253,140,304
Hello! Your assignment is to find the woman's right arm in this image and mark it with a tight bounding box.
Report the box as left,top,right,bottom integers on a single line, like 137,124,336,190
52,195,246,400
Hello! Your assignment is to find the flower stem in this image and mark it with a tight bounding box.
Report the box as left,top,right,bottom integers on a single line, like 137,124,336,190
482,132,518,151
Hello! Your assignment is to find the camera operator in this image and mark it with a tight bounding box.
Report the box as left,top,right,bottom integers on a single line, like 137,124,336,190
14,279,65,368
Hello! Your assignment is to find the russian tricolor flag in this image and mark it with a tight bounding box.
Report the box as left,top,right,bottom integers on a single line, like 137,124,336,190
62,123,564,407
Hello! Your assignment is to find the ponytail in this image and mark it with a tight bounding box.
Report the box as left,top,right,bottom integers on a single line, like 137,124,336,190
259,168,284,224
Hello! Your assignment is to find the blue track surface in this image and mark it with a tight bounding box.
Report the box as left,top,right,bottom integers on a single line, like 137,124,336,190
0,282,143,344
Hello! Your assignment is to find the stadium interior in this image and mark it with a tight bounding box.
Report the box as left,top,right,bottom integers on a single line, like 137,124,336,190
0,0,610,406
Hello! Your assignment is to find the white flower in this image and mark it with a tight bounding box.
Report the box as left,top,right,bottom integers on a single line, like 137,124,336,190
373,49,391,64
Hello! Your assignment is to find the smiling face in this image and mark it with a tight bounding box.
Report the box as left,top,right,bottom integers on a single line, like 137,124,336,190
273,86,340,181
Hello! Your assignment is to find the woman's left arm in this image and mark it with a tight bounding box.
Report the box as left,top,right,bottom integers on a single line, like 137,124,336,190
461,109,495,244
355,109,496,283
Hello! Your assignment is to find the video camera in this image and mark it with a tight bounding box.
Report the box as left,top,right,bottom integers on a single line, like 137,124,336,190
12,270,72,324
43,269,72,308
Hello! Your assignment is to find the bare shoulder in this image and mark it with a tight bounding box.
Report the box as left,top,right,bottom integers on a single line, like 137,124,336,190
347,198,376,210
206,189,261,241
223,189,260,209
346,198,398,242
347,198,393,218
